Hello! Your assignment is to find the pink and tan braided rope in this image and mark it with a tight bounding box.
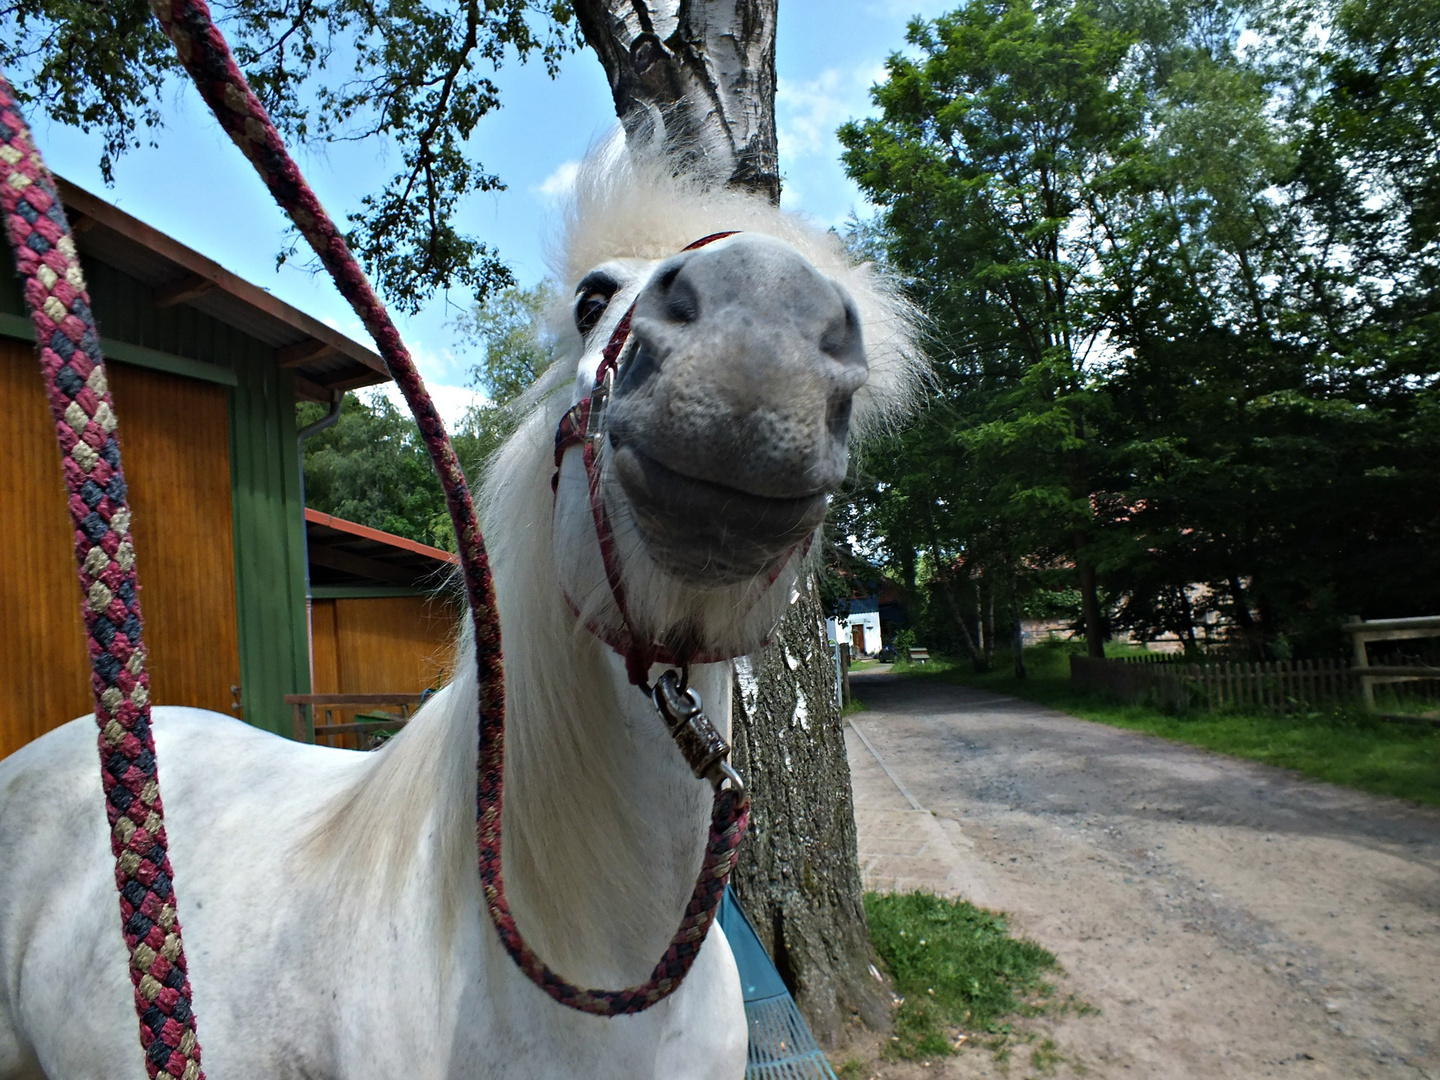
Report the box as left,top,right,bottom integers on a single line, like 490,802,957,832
0,78,204,1079
0,0,747,1068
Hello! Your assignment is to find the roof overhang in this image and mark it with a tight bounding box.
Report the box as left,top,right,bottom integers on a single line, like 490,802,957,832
56,178,390,401
305,508,460,592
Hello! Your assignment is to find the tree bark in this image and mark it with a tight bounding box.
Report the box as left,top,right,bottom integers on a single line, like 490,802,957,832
923,513,986,670
981,575,995,668
571,0,780,203
729,579,891,1044
1076,534,1105,659
1009,573,1028,679
574,0,887,1043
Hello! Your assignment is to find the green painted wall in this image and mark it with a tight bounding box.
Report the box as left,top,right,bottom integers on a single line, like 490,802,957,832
227,349,311,734
1,250,312,735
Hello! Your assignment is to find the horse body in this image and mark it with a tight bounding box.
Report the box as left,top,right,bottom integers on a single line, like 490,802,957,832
0,147,920,1077
0,682,744,1079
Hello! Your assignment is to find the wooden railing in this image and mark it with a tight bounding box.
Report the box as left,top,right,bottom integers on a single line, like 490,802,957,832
1345,615,1440,708
284,692,428,746
1069,655,1358,713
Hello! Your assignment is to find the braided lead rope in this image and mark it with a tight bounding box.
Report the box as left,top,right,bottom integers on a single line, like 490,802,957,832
146,0,749,1017
0,78,205,1080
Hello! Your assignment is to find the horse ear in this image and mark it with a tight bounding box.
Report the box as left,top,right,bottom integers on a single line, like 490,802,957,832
571,0,780,206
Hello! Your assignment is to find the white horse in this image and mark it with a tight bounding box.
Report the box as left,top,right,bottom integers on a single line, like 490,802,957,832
0,148,921,1079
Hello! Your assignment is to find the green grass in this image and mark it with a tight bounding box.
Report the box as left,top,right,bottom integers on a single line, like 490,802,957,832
865,891,1059,1060
901,640,1440,809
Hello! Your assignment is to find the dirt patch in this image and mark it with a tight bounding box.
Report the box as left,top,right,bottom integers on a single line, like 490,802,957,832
845,672,1440,1080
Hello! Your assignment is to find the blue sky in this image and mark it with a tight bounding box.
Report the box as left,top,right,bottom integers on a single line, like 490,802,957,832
26,0,949,423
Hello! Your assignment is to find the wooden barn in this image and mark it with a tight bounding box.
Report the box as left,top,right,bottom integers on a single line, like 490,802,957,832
303,508,461,705
0,179,396,759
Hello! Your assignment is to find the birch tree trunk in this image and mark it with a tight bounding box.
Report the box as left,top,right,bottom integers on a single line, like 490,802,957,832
730,581,890,1040
571,0,780,202
574,0,890,1044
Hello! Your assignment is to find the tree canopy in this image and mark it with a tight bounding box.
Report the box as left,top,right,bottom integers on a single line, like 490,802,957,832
840,0,1440,663
1,0,577,310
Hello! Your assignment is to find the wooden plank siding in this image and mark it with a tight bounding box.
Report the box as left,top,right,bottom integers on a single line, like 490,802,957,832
0,340,242,758
0,337,92,752
305,595,460,746
310,595,459,696
1,250,313,740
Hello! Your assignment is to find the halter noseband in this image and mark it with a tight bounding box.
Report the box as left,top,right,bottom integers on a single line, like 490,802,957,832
552,231,807,688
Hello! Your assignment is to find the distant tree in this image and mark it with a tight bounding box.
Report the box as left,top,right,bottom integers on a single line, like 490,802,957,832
300,391,466,547
840,0,1143,658
301,280,559,542
452,280,561,463
842,0,1440,659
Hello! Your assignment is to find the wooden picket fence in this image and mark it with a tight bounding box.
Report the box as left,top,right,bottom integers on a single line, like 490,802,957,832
1069,655,1359,713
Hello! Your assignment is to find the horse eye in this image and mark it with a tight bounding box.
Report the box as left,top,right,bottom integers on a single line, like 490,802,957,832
576,291,610,336
574,272,619,337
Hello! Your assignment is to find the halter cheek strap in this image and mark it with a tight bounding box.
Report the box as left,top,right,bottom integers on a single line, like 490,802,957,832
551,232,810,687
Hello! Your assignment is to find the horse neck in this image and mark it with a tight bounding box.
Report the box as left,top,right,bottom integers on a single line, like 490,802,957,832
496,625,728,987
347,402,726,988
487,407,727,984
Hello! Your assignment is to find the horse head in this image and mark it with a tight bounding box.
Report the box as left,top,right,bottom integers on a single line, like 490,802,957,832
522,148,925,674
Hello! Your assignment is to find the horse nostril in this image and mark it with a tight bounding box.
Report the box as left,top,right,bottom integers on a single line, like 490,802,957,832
662,273,701,324
820,291,862,362
616,340,663,396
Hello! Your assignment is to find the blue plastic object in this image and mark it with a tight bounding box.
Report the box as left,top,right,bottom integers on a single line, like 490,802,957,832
718,887,837,1080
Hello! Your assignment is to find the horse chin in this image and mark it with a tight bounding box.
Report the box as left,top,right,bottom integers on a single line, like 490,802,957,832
610,442,828,587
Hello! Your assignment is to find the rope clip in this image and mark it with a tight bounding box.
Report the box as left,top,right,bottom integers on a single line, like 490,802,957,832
651,670,745,800
585,365,615,443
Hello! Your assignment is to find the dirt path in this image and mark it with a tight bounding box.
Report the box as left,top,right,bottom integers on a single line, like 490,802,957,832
844,671,1440,1080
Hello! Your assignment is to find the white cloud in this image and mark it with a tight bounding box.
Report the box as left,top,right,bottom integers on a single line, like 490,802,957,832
777,63,886,160
863,0,951,18
533,159,581,201
375,381,479,433
776,62,888,224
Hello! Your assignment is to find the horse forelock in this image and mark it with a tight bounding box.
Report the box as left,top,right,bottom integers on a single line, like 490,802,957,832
549,139,929,442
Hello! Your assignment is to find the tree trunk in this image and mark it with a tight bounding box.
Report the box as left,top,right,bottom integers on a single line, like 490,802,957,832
1010,572,1027,679
937,569,987,671
574,0,888,1043
729,579,890,1044
1228,574,1260,655
923,504,986,670
981,575,995,668
1076,534,1105,659
571,0,780,203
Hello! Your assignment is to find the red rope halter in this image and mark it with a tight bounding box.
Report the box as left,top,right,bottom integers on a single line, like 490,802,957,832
0,0,754,1071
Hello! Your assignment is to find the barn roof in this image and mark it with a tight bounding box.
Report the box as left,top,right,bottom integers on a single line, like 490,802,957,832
305,509,459,593
55,178,389,401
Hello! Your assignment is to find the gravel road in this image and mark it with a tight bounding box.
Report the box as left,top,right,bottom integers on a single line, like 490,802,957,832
845,670,1440,1079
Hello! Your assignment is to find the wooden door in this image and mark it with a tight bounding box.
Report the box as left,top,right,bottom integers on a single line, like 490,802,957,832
851,624,865,654
0,341,242,760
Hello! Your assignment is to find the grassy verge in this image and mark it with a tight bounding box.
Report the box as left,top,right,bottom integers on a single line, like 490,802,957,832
897,640,1440,810
862,891,1075,1061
